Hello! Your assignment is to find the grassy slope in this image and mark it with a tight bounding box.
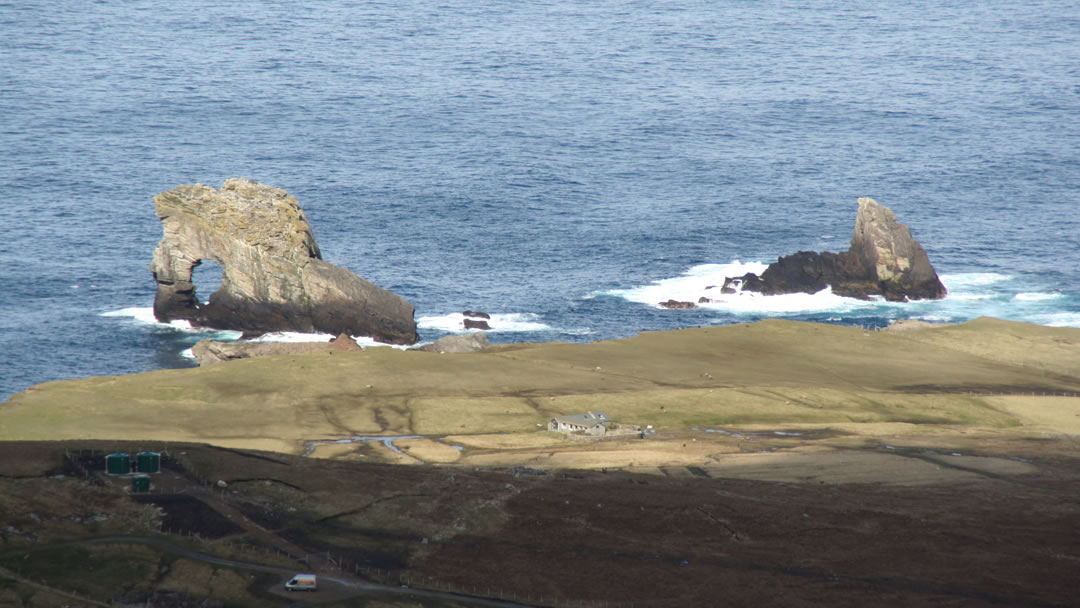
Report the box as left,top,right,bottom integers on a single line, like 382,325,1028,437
2,319,1079,455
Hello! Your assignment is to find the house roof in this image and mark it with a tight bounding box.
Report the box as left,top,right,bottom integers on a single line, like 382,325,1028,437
551,411,610,426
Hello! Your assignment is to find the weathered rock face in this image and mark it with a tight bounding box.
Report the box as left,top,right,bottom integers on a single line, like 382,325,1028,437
150,178,419,344
191,333,363,366
726,198,946,302
192,339,322,366
463,318,492,330
848,197,946,301
413,332,492,354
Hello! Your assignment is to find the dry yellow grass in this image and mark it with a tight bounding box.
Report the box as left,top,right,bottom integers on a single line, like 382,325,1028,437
394,437,463,464
980,395,1080,434
895,316,1080,377
443,432,567,450
693,447,1039,485
305,441,359,459
3,318,1079,475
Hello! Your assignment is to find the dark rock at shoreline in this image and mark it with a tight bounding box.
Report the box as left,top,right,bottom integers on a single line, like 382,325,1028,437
659,300,697,309
329,333,364,351
149,178,419,344
464,318,492,330
463,310,491,319
728,198,946,302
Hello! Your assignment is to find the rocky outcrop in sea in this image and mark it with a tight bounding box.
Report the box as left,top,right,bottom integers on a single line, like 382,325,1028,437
723,197,946,302
150,178,418,344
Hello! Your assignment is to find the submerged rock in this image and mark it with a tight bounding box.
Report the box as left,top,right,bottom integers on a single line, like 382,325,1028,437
149,178,418,344
726,198,946,302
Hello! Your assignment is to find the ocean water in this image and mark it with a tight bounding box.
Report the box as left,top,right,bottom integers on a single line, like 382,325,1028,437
2,1,1078,400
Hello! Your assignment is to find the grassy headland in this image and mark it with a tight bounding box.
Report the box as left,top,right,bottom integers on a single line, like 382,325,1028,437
3,317,1078,475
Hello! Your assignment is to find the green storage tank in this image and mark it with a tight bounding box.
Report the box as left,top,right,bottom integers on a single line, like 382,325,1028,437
136,451,160,473
106,453,130,475
132,474,151,493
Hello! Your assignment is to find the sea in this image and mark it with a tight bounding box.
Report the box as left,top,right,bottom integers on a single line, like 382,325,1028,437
2,1,1078,401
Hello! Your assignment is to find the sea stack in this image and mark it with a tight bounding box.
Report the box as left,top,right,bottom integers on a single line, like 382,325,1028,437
149,178,419,344
724,197,946,302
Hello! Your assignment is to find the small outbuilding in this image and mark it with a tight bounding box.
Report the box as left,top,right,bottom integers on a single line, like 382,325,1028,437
549,411,611,436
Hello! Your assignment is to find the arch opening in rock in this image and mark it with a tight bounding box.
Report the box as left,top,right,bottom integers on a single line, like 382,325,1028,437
191,259,224,305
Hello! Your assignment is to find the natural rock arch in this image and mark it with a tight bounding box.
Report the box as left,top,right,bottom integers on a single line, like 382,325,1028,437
150,178,418,344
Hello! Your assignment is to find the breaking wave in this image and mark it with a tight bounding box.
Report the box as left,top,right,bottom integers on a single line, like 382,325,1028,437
600,263,1080,327
417,312,553,333
100,307,407,351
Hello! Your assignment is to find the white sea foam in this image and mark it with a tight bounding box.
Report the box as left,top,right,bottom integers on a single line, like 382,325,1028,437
604,261,872,315
1014,292,1063,302
939,273,1012,288
231,330,411,349
102,307,409,347
248,331,333,343
417,312,552,333
1036,312,1080,328
930,276,1078,327
700,285,867,315
604,264,1080,328
101,307,158,323
911,313,956,323
944,293,994,302
357,336,414,349
101,307,240,335
602,261,765,306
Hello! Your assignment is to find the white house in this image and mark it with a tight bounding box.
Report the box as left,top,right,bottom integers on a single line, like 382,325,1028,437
548,411,611,436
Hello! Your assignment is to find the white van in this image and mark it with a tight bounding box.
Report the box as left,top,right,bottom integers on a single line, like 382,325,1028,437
285,573,317,591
